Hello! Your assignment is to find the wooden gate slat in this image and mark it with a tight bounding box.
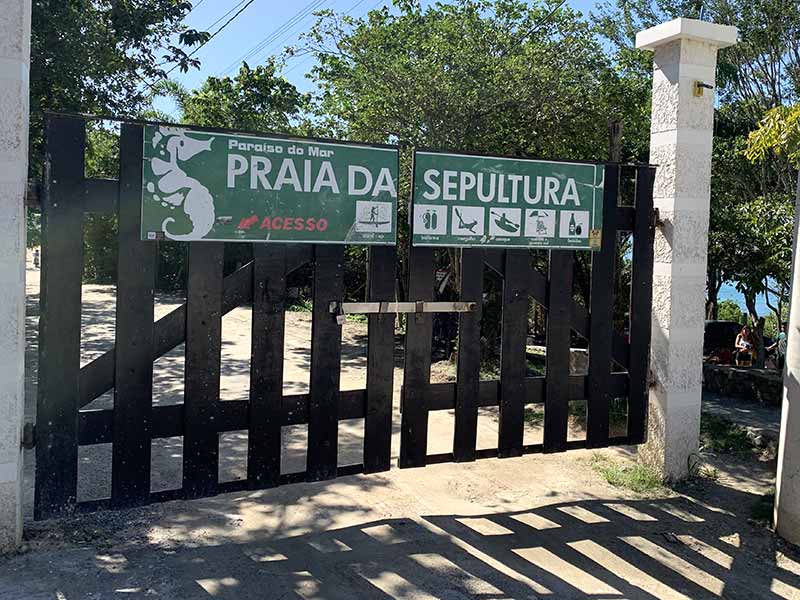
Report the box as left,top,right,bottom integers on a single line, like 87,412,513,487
586,165,620,448
498,250,530,458
399,246,435,468
248,245,286,488
453,248,483,462
183,242,225,498
543,250,574,452
628,166,656,443
111,124,156,507
364,245,397,473
35,115,86,519
307,244,345,481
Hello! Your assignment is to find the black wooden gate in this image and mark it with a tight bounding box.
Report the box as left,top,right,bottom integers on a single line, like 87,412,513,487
34,114,655,520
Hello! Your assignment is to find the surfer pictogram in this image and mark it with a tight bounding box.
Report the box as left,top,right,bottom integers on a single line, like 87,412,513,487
454,208,479,233
358,205,391,228
491,211,520,234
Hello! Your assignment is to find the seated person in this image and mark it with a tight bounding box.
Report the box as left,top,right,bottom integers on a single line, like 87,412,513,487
734,326,754,366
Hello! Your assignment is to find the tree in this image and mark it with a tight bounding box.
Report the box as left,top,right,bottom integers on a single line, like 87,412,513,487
30,0,207,175
28,0,208,258
747,104,800,334
299,0,647,356
596,0,800,364
717,299,745,323
153,61,310,288
160,60,310,133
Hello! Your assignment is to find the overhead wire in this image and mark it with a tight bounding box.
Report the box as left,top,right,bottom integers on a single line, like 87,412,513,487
281,0,382,77
144,0,259,91
220,0,328,76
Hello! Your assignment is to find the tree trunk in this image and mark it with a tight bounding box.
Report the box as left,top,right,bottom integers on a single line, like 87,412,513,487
744,291,766,367
706,268,720,320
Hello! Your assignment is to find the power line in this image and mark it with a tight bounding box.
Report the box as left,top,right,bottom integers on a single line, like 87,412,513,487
220,0,327,76
185,0,206,18
281,0,382,78
205,0,252,32
145,0,258,91
247,0,334,68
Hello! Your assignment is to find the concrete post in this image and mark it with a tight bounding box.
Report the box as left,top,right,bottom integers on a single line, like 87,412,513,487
775,175,800,545
0,0,31,553
635,18,737,480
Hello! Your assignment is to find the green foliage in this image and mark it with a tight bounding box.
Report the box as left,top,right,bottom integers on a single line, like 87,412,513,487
717,299,745,323
591,455,666,495
747,105,800,168
29,0,207,176
597,0,800,342
162,60,309,133
83,214,118,284
26,210,41,249
305,0,646,159
699,412,756,456
81,126,121,283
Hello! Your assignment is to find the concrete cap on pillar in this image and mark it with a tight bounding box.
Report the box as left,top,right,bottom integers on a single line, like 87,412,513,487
635,17,738,51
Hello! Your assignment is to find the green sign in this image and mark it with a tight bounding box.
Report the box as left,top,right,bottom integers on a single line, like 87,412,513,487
411,151,604,250
140,125,398,244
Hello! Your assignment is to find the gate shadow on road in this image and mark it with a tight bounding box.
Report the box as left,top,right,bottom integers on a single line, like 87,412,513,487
7,480,800,599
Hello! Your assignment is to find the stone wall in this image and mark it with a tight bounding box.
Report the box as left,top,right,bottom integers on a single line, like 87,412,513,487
703,365,782,407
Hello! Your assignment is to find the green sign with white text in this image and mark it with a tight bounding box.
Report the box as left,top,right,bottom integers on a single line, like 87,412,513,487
411,151,604,250
140,125,398,244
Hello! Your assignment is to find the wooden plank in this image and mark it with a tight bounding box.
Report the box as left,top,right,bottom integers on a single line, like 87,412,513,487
498,251,530,457
307,245,345,481
82,178,119,214
35,115,86,520
78,376,630,447
364,245,397,473
111,124,156,507
543,250,574,453
586,164,619,448
78,260,254,408
529,267,629,369
248,245,286,488
627,166,656,443
453,249,483,461
182,242,225,498
399,246,435,468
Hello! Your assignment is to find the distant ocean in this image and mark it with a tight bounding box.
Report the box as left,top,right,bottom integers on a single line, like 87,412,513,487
717,283,770,315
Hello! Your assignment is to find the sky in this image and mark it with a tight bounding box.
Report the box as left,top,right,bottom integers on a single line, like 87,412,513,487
156,0,768,314
153,0,598,117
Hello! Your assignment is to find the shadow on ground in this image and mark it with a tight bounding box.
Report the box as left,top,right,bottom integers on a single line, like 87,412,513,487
2,475,799,599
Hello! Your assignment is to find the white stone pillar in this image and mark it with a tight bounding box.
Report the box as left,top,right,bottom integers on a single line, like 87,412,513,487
0,0,31,553
635,19,737,480
775,175,800,545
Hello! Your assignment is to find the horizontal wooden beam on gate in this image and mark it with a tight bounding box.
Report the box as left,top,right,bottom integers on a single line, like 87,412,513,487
330,301,477,314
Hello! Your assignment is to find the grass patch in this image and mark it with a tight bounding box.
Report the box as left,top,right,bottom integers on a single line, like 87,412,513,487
287,298,313,312
700,412,755,456
591,455,666,495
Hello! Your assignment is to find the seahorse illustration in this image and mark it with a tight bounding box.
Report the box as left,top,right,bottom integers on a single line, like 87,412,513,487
150,127,216,241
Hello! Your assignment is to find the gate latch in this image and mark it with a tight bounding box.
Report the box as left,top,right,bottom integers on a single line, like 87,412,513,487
329,301,477,316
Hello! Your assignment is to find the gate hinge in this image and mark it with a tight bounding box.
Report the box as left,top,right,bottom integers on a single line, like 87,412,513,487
22,422,35,449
